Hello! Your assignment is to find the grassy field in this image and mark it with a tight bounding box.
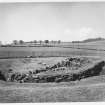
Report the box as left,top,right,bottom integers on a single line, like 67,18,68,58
0,57,65,74
0,41,105,102
1,40,105,58
0,75,105,102
0,46,105,58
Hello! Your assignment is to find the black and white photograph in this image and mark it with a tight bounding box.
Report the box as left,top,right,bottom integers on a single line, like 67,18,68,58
0,0,105,103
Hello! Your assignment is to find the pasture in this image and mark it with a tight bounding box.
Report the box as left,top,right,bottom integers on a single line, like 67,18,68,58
0,45,105,58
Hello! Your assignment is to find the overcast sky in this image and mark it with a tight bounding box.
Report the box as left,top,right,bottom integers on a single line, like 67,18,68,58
0,2,105,43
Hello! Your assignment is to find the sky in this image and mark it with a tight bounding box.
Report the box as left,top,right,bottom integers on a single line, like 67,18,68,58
0,2,105,44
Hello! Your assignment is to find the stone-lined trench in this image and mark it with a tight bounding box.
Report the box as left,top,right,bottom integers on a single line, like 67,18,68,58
0,57,105,83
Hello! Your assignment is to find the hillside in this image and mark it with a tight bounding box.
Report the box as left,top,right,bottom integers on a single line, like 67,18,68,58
72,37,105,43
83,37,105,43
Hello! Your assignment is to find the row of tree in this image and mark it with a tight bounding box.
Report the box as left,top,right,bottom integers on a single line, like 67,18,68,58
12,40,61,45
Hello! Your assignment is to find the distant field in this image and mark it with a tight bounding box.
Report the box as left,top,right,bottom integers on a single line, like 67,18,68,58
1,40,105,58
0,45,105,58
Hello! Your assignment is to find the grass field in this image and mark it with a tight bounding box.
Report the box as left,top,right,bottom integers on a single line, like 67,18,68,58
0,41,105,102
0,57,65,74
0,46,105,58
0,75,105,102
1,40,105,58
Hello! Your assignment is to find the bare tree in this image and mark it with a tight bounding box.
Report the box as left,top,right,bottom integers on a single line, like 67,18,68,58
19,40,24,45
0,41,2,46
39,40,42,45
13,40,18,45
44,40,49,45
33,40,37,45
58,40,61,44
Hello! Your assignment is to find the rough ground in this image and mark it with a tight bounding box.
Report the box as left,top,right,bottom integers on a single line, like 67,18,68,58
0,56,105,102
0,56,104,83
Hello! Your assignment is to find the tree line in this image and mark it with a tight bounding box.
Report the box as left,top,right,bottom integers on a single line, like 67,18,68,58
12,40,61,45
0,40,61,46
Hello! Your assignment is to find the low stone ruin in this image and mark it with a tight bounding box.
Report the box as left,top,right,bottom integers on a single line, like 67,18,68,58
1,57,105,83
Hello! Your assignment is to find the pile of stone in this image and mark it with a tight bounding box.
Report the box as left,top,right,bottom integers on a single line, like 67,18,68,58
44,57,91,71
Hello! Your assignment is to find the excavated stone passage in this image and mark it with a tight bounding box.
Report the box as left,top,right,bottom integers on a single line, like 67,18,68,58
34,60,105,83
0,57,105,83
